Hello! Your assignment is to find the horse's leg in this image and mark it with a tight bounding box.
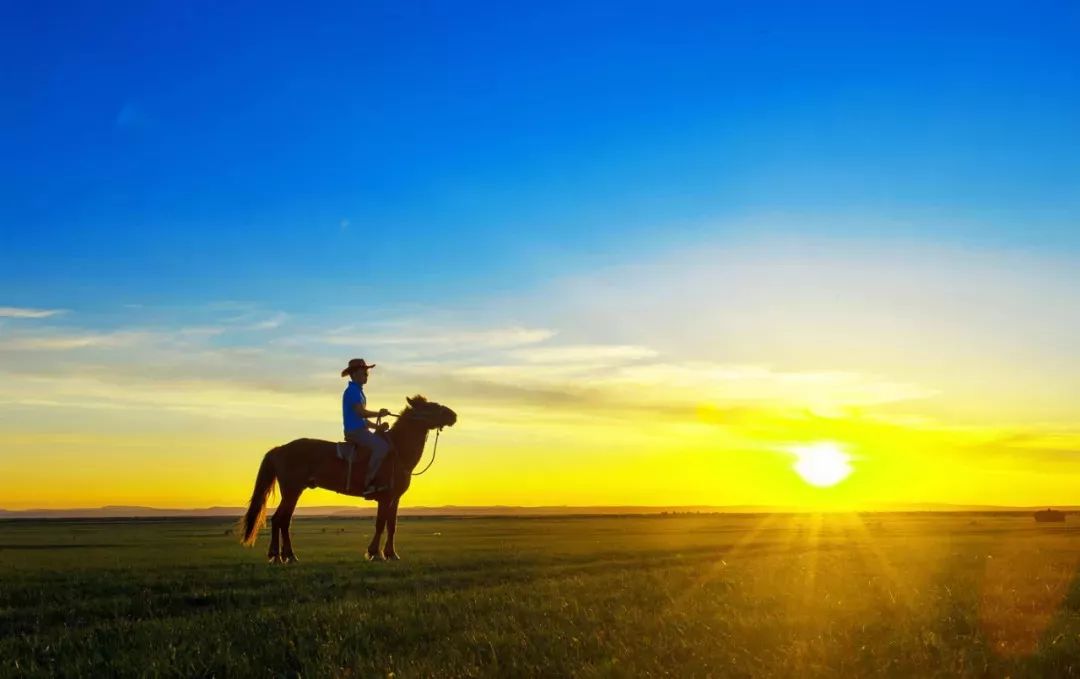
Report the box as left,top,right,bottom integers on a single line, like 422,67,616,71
268,501,284,564
384,497,402,560
278,487,302,563
366,499,387,561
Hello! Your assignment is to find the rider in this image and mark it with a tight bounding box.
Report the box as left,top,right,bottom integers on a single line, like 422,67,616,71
341,358,392,496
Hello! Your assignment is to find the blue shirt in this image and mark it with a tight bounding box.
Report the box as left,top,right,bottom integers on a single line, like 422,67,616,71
342,381,368,434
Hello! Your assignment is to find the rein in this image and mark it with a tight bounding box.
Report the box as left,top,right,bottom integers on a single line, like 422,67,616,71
384,412,443,477
411,428,441,476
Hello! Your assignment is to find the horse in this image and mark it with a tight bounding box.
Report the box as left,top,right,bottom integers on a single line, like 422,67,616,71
239,395,457,562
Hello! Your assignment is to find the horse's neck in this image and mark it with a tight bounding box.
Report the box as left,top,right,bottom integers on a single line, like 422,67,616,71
390,422,428,471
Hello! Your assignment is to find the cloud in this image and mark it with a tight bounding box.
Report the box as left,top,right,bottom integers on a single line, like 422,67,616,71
508,344,658,364
0,307,65,319
604,363,937,408
0,331,154,351
503,237,1080,425
322,324,556,351
145,302,290,332
385,354,937,433
0,371,331,425
0,309,934,434
4,236,1079,442
249,312,288,330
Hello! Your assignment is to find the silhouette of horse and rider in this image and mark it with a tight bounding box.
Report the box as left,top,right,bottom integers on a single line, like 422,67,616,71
240,358,457,562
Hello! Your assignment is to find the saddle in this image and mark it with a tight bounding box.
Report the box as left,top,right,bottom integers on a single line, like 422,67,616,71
335,441,360,464
335,431,394,494
335,430,394,462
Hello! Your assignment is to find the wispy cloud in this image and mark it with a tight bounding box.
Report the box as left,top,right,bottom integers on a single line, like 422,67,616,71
508,344,658,364
205,302,284,327
505,237,1080,425
249,312,288,331
323,324,556,351
0,306,65,319
0,331,153,351
604,363,937,407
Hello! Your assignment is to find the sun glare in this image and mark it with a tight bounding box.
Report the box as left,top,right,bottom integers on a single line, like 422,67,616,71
791,442,853,487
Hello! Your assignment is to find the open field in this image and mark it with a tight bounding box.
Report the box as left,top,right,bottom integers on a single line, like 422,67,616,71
2,514,1080,677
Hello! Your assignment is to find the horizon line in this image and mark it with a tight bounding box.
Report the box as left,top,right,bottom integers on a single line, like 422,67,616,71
2,502,1076,519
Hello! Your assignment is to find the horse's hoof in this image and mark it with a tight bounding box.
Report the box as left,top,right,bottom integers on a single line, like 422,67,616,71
268,555,282,565
282,553,299,564
384,552,401,561
365,550,384,561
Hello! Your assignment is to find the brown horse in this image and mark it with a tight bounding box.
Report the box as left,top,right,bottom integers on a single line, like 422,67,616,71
240,395,457,562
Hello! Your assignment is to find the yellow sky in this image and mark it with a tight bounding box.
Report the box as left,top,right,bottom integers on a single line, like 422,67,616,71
2,238,1079,509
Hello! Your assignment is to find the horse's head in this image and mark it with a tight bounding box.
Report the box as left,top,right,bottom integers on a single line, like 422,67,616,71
402,394,457,430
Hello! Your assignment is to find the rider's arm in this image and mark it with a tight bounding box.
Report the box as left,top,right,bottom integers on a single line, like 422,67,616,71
352,404,391,420
353,405,391,431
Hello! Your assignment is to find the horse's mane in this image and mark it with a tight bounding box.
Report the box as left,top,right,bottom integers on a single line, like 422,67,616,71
391,394,428,430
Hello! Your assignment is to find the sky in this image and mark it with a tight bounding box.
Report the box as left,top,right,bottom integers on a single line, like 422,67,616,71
2,0,1079,509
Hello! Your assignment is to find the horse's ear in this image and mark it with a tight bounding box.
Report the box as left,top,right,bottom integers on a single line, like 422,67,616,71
406,396,416,407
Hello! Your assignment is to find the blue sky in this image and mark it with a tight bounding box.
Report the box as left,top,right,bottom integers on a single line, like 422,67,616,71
4,0,1079,314
3,1,1080,508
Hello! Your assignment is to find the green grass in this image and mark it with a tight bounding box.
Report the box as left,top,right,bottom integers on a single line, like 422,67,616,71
2,514,1080,677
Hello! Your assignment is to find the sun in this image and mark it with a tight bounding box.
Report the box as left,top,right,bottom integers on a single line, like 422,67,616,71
791,442,853,487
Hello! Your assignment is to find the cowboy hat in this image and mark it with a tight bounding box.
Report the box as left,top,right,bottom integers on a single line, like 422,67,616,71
340,358,377,377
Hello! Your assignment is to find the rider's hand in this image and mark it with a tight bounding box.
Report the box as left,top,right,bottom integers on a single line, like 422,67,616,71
378,408,391,418
377,422,390,432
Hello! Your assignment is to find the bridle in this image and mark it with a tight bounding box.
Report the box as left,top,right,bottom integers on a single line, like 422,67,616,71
379,409,446,477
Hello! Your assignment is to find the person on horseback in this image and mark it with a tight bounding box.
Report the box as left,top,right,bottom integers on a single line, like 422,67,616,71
341,358,392,496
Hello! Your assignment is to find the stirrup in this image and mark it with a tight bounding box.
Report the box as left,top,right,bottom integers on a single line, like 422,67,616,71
362,483,390,498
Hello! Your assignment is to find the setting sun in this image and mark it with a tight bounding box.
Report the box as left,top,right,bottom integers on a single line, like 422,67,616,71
791,443,853,487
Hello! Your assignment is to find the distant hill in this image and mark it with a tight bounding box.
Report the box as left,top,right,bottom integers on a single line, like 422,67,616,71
1,503,1078,519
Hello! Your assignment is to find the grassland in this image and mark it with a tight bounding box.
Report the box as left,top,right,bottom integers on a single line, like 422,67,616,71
2,513,1080,677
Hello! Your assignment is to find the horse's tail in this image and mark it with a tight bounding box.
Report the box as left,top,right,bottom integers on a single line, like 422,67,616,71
240,450,277,547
